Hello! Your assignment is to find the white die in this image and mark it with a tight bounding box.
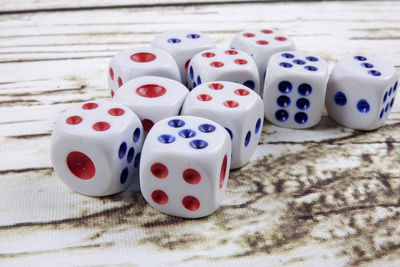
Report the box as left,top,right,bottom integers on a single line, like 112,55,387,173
188,48,260,95
263,51,328,129
140,116,231,218
113,76,189,133
230,28,296,95
51,100,144,196
108,47,181,97
181,81,263,169
326,55,398,130
151,30,216,86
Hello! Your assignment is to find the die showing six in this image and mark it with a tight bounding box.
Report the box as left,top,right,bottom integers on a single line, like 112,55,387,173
230,28,296,96
50,28,399,218
263,51,329,129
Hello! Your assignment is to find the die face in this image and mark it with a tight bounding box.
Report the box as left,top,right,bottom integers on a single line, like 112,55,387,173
113,76,189,133
188,48,260,95
230,28,296,94
333,55,397,81
140,116,231,218
151,30,216,85
107,47,181,95
263,51,329,129
325,55,398,130
51,100,144,196
181,81,264,169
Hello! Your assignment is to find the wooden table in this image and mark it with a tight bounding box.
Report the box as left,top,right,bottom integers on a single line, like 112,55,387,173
1,1,399,266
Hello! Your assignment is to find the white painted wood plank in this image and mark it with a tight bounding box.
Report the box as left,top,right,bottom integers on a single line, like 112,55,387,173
0,0,274,13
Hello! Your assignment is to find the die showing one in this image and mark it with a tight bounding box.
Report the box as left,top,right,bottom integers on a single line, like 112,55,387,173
152,30,216,87
263,51,328,129
113,76,189,134
51,100,144,196
181,81,263,169
326,55,398,130
140,116,231,218
188,48,260,95
108,47,181,98
230,28,296,96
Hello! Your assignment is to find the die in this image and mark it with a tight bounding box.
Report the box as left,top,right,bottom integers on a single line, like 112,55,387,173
263,51,329,129
140,116,231,218
230,28,296,95
108,47,181,97
151,30,216,86
51,100,144,196
187,48,260,95
326,55,398,130
113,76,189,133
181,81,264,169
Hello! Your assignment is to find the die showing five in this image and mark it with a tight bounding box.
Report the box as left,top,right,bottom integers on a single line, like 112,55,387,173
181,81,263,169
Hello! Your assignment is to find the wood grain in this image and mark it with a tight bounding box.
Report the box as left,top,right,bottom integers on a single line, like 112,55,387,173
0,0,399,266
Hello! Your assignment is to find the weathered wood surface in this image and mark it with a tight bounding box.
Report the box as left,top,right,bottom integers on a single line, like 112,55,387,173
0,0,400,266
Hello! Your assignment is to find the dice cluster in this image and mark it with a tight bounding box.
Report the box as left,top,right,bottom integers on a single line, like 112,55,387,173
51,29,398,218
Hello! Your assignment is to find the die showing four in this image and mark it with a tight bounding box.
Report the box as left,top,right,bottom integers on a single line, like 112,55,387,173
51,100,144,196
326,55,398,130
263,51,329,129
188,48,260,95
140,116,231,218
181,81,264,169
108,47,181,98
152,30,216,87
113,76,189,133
